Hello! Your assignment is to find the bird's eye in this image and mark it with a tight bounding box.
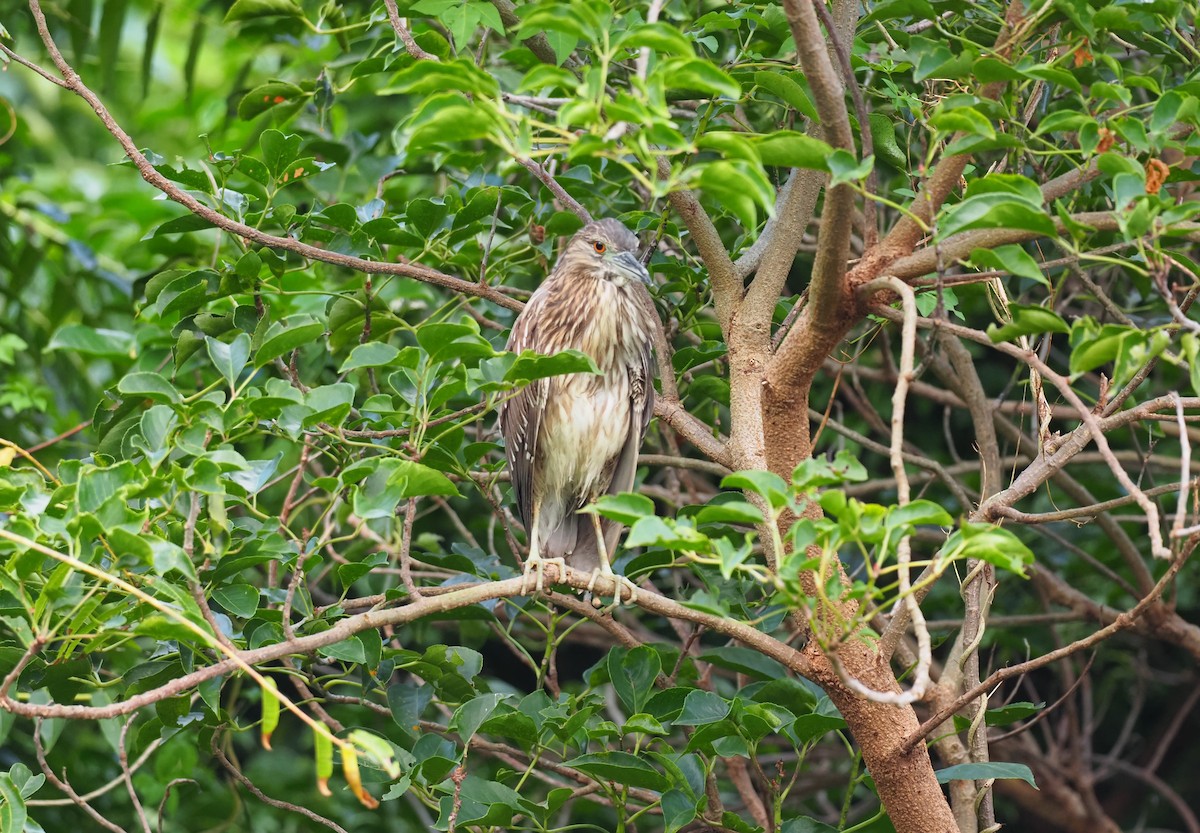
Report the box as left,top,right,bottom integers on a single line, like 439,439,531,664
592,241,607,254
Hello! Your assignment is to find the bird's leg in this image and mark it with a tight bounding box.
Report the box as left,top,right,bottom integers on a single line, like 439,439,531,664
521,501,565,595
586,512,638,607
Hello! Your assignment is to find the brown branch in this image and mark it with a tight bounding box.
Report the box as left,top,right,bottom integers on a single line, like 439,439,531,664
741,170,823,345
0,543,808,720
656,157,741,338
653,395,731,467
516,156,592,223
888,212,1200,280
118,716,152,833
34,718,130,833
486,0,579,69
383,0,438,61
778,0,855,329
21,0,521,313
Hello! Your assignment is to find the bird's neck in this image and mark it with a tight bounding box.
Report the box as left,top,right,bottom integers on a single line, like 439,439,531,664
541,275,654,368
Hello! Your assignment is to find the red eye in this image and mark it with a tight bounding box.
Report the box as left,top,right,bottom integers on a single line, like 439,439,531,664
592,241,607,254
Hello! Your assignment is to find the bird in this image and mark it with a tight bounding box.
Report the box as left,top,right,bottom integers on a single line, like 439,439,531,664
499,218,657,605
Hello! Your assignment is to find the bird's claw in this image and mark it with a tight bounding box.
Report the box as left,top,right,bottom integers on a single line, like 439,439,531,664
521,554,565,596
586,569,638,608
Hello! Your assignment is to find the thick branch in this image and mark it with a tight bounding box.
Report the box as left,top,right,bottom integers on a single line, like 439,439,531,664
779,0,855,332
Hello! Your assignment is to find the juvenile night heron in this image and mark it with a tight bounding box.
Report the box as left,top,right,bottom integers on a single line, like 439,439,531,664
499,218,657,604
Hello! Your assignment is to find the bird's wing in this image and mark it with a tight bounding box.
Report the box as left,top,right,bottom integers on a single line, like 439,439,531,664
500,379,544,529
498,296,548,529
606,341,655,499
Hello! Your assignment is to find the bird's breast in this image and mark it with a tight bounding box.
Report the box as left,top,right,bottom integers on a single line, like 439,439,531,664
539,373,633,502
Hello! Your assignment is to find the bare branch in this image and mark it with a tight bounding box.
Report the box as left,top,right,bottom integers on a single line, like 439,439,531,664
0,530,805,720
383,0,438,61
656,157,741,337
515,156,592,223
211,734,350,833
778,0,855,328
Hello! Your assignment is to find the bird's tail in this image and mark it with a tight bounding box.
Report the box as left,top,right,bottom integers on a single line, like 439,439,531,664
540,513,623,574
564,516,623,574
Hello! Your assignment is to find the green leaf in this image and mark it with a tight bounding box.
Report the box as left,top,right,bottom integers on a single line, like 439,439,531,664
625,516,711,550
968,245,1048,286
659,57,741,99
589,493,656,525
386,459,461,499
451,693,505,742
869,113,907,168
260,129,301,179
117,371,182,404
753,131,833,169
617,22,694,56
939,523,1034,576
224,0,304,22
0,773,28,833
694,500,764,525
935,762,1037,789
826,149,874,185
987,304,1069,344
623,713,668,736
505,349,599,383
206,334,251,387
339,342,401,372
887,499,953,529
939,194,1056,240
150,214,219,236
698,646,787,681
256,315,326,365
676,689,730,725
238,81,308,120
46,325,135,359
793,451,867,489
753,71,819,121
953,701,1045,732
688,158,775,229
721,470,789,510
663,788,699,833
388,683,433,737
562,752,671,791
609,646,661,714
211,584,259,618
380,58,499,98
929,104,995,138
1151,90,1186,134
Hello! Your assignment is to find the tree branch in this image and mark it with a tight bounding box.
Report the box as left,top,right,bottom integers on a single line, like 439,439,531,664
383,0,438,61
656,158,741,338
0,531,800,720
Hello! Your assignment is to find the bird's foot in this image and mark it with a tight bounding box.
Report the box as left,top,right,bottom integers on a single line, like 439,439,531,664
521,554,566,595
585,567,638,608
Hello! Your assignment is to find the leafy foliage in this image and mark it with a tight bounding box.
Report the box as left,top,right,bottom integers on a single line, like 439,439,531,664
2,0,1199,832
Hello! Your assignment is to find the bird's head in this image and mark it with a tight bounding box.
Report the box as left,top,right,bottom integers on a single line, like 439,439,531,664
563,218,651,288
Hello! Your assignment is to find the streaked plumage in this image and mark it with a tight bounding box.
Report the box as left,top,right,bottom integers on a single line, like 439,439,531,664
499,218,657,600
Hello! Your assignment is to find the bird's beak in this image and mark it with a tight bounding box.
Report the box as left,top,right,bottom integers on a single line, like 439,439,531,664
608,250,652,286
